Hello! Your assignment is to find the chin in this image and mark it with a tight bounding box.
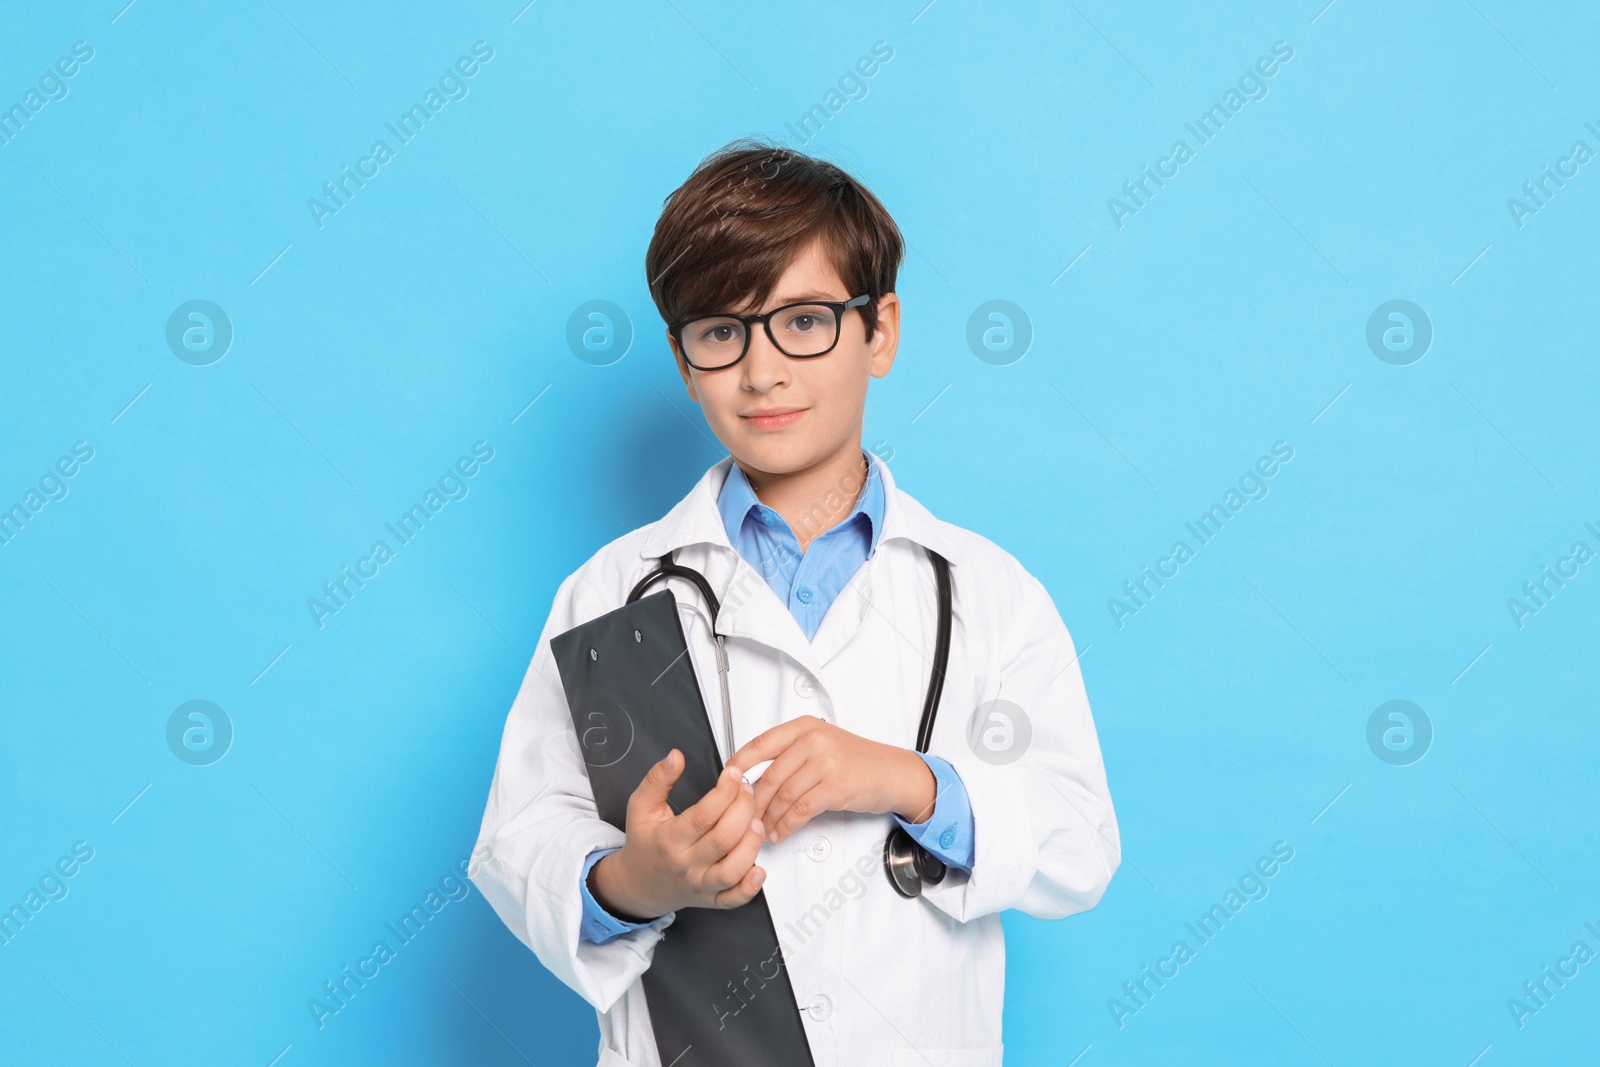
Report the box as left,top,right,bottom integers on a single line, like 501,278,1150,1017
733,439,813,476
738,448,802,475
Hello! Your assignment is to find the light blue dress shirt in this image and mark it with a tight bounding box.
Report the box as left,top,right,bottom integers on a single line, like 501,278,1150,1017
578,452,974,943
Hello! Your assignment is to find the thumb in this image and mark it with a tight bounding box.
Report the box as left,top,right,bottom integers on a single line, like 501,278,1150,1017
631,748,683,815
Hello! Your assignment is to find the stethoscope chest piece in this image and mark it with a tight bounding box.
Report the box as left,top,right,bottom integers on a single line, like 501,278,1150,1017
884,826,947,899
631,543,957,902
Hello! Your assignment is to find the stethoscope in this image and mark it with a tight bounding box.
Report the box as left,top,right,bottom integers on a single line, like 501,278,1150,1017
626,544,955,899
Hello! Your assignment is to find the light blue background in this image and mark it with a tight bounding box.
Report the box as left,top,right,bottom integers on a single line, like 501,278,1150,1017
3,1,1597,1064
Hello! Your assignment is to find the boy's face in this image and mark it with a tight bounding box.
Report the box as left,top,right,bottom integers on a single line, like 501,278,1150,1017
669,236,900,478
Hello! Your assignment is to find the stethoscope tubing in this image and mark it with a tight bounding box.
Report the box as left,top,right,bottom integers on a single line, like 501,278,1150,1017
627,545,954,898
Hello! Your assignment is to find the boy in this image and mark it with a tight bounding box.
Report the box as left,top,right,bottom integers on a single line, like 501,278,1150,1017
469,141,1119,1066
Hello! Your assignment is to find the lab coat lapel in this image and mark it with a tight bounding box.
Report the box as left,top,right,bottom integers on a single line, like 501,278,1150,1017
713,559,826,680
806,551,875,670
804,453,962,669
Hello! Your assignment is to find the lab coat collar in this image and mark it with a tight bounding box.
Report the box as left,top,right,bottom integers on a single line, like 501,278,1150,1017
638,450,963,676
715,448,886,561
639,449,961,567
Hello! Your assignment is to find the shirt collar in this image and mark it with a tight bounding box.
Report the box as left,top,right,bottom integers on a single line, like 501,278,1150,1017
715,451,885,557
640,450,960,566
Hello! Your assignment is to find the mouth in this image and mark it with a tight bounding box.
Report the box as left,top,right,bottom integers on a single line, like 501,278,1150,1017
741,407,806,432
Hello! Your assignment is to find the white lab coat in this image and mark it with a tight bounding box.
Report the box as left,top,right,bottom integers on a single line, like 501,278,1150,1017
469,453,1119,1067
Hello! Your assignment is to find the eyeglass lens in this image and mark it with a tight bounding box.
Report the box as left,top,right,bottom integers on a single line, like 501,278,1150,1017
681,304,840,368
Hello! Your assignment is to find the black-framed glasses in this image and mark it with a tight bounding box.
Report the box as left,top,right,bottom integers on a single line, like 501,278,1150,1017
669,293,872,371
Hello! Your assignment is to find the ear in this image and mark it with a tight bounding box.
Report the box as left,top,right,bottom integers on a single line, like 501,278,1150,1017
667,328,700,402
868,293,900,379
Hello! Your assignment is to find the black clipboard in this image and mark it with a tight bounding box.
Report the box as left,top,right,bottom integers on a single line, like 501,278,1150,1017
551,588,816,1067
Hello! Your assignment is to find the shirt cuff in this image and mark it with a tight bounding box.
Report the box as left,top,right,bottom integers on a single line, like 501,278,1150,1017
578,846,652,945
895,753,976,872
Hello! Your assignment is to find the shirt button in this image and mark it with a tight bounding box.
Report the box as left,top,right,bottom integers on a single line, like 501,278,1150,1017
793,672,819,698
940,829,956,849
805,836,831,862
806,993,833,1021
796,587,814,604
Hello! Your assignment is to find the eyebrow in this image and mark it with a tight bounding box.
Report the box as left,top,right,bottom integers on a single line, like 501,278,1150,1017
737,289,844,311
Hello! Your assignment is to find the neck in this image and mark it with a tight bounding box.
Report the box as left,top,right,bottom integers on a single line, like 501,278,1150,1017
737,442,870,554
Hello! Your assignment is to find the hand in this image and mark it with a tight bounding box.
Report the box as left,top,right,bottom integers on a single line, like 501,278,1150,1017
726,716,937,845
590,749,767,920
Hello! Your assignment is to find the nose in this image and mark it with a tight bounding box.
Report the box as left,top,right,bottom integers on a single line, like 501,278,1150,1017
740,323,790,390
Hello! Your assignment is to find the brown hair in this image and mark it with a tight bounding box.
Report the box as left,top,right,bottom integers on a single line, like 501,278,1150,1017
644,139,904,346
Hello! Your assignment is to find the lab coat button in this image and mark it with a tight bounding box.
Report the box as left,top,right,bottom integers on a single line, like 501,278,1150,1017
805,836,831,861
806,993,832,1020
793,672,820,698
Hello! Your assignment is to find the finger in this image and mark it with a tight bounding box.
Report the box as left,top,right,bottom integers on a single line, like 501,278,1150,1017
700,815,765,895
726,715,823,778
712,863,767,909
761,764,826,842
688,779,757,868
667,763,745,849
767,784,832,844
628,749,684,821
750,743,816,824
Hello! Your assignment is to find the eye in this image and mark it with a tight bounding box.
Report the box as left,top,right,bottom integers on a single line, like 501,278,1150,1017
780,307,830,334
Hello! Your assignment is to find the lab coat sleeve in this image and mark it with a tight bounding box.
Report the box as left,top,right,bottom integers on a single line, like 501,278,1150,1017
922,564,1120,923
468,566,676,1011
